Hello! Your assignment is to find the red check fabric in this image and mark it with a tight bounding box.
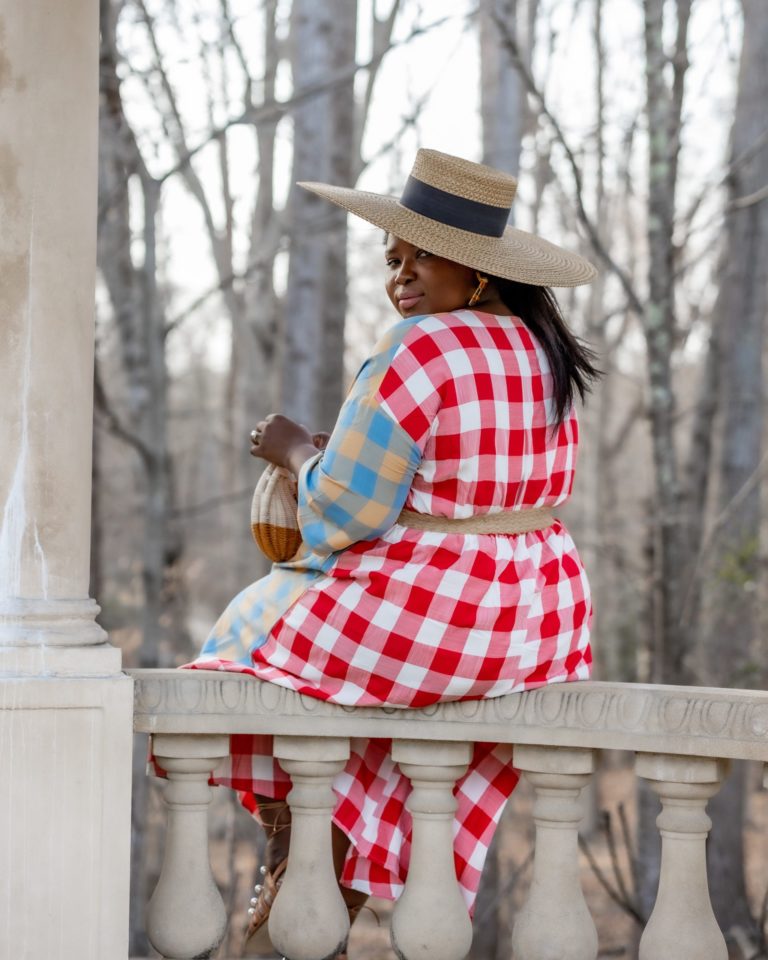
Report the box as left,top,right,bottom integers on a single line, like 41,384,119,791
191,310,592,910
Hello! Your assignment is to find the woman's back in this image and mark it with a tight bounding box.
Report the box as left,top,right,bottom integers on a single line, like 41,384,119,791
382,310,578,515
243,309,592,708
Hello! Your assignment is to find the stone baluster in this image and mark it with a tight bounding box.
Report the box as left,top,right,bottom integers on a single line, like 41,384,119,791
269,735,351,960
636,753,728,960
390,739,473,960
511,745,597,960
147,734,230,960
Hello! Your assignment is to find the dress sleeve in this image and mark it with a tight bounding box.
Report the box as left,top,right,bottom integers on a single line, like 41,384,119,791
296,316,446,555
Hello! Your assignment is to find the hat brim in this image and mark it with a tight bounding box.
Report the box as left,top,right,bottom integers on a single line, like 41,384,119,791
299,181,597,288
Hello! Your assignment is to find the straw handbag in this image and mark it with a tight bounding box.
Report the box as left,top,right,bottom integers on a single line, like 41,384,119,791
250,464,302,563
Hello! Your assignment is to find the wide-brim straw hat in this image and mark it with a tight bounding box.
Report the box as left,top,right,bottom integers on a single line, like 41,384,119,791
299,148,597,288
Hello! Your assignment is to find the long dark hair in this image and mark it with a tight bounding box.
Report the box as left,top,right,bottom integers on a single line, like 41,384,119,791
493,277,600,425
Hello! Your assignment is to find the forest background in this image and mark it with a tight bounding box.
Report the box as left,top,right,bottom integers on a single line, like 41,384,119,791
95,0,768,956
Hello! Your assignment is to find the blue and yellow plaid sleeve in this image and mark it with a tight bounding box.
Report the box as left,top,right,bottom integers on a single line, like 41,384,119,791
297,318,432,556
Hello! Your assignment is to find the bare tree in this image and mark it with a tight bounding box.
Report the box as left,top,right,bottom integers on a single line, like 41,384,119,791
703,0,768,938
641,0,694,684
281,0,358,431
282,0,403,431
98,1,190,950
478,0,537,180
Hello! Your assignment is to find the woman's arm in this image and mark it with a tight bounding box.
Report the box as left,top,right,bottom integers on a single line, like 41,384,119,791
250,318,446,557
294,318,447,556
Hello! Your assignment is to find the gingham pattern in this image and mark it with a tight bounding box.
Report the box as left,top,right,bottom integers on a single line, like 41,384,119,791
201,735,518,912
191,309,592,910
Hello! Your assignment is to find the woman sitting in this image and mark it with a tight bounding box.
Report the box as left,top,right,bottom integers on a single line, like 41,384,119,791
190,148,599,954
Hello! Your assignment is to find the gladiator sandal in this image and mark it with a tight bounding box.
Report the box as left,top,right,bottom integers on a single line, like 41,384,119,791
243,799,292,952
243,808,375,957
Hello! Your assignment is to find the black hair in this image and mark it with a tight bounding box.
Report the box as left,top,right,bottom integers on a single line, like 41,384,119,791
493,277,601,425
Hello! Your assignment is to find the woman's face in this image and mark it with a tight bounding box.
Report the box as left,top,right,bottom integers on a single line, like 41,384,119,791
384,236,478,318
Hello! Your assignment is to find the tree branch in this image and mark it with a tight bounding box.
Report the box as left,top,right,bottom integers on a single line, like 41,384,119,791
163,232,286,341
94,358,154,468
156,13,455,184
492,13,645,317
578,829,645,925
171,486,253,519
732,183,768,209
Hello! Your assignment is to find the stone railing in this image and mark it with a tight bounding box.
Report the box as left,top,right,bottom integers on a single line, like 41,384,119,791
131,670,768,960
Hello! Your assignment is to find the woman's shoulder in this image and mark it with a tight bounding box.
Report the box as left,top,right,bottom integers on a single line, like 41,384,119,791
353,314,456,390
392,310,537,358
375,310,478,353
367,311,532,381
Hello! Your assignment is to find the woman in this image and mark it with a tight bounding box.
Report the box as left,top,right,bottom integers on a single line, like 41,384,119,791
192,149,598,949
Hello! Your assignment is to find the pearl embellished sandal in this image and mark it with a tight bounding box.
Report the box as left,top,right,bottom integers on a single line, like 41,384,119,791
243,798,292,954
243,861,373,957
243,798,374,957
243,856,288,949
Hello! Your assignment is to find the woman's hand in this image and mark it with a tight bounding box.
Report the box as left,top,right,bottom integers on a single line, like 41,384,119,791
250,415,322,475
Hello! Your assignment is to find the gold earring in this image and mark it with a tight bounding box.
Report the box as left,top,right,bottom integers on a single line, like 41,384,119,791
468,272,489,307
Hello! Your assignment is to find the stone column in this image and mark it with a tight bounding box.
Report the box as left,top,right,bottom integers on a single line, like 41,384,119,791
637,754,728,960
270,736,352,960
0,0,117,674
511,745,597,960
0,0,133,957
390,740,474,960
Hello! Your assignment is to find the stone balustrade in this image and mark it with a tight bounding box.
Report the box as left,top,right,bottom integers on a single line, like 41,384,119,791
131,670,768,960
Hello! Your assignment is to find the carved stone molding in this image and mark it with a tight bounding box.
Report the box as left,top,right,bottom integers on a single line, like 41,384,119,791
129,670,768,761
0,598,108,647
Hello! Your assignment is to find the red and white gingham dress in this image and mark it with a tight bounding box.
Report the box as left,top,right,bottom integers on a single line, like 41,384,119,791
193,310,592,910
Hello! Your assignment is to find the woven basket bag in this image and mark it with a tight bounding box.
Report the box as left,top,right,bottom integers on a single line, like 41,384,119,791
250,464,302,563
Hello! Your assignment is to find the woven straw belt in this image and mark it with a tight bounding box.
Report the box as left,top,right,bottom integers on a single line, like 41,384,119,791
397,506,555,535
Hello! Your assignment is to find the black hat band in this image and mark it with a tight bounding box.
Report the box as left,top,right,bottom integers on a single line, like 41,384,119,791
400,176,510,238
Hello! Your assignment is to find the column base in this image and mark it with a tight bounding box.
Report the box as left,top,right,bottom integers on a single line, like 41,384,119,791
0,597,121,676
0,642,122,677
0,673,134,959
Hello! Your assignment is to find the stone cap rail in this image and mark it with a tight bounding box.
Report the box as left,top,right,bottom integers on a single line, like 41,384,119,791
129,670,768,761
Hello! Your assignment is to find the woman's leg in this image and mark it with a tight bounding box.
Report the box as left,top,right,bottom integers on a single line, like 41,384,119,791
254,797,366,906
244,795,292,948
254,794,292,870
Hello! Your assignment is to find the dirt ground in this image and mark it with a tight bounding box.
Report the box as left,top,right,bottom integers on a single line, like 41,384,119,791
138,757,768,960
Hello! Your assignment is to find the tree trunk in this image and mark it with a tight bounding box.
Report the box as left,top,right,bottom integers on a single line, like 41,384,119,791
230,0,282,589
641,0,692,687
99,5,187,947
704,0,768,935
581,0,611,679
478,0,530,182
282,0,358,432
636,0,693,918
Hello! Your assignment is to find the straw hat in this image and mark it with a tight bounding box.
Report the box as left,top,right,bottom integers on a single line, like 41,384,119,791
299,149,596,288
